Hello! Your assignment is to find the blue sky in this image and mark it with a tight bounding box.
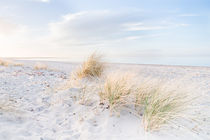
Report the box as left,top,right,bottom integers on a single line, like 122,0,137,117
0,0,210,66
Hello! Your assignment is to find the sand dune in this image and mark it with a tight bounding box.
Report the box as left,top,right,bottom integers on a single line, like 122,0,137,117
0,60,209,140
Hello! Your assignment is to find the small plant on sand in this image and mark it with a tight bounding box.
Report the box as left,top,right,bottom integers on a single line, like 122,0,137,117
135,81,194,131
0,59,23,67
75,52,104,79
99,72,136,114
0,59,9,66
34,62,48,70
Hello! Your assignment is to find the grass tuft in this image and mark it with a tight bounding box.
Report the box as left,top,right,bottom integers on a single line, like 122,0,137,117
99,72,136,113
0,59,23,67
0,59,10,66
75,52,104,79
135,80,194,131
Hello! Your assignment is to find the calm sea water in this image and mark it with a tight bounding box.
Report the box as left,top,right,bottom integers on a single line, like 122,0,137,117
15,56,210,67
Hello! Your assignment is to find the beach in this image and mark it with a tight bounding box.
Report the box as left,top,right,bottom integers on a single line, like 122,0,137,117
0,60,210,140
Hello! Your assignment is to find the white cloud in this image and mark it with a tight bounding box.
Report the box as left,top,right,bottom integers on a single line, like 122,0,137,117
178,14,199,17
48,10,174,47
0,10,193,58
49,11,127,43
41,0,50,2
123,24,167,31
29,0,50,3
43,10,193,58
124,34,161,40
122,21,190,31
48,10,190,48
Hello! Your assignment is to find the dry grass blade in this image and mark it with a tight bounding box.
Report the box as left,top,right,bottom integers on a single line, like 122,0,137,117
99,72,136,114
135,80,195,131
0,59,23,67
75,52,104,79
0,59,10,66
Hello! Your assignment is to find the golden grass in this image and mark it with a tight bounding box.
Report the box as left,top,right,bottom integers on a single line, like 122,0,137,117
75,52,104,79
99,72,136,113
34,62,48,70
0,59,9,66
99,74,198,131
135,80,195,131
0,59,23,67
53,52,206,133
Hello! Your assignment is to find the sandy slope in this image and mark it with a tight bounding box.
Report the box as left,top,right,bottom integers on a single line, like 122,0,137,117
0,61,210,140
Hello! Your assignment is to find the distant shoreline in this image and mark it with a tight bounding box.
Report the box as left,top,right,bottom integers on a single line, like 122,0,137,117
7,58,209,69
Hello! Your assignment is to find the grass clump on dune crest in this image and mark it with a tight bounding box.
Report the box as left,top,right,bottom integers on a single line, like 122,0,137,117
0,59,10,66
99,72,136,113
135,80,194,131
0,59,23,67
57,52,204,133
75,52,105,79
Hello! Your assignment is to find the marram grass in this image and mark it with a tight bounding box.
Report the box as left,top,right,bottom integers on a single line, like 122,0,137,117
135,80,195,131
99,72,136,113
75,52,104,79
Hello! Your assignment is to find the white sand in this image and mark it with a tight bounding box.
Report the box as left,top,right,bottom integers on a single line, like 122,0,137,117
0,60,210,140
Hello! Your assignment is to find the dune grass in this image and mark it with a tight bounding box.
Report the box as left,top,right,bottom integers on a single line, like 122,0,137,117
99,72,136,113
135,81,194,131
0,59,9,66
0,59,24,67
34,62,48,70
99,73,196,131
75,52,104,79
57,52,204,133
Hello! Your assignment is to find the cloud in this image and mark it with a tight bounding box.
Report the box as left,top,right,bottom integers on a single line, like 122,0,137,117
28,0,50,3
123,23,167,31
49,11,129,43
124,34,161,40
122,21,190,31
41,0,50,2
0,10,194,58
48,10,191,48
178,14,199,17
49,10,185,48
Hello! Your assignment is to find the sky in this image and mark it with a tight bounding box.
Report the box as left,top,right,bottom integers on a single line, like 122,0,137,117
0,0,210,66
